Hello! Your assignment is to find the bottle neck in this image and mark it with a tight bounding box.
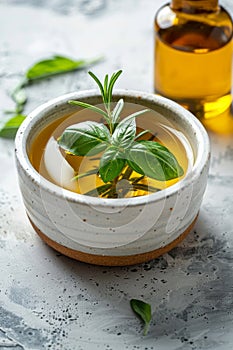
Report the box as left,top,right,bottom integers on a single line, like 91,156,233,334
171,0,219,13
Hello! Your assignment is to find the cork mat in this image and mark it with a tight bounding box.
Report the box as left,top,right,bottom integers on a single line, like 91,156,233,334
30,216,197,266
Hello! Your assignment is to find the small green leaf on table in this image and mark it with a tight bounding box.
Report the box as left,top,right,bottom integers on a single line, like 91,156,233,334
0,55,101,140
130,299,152,336
26,55,101,81
0,115,26,139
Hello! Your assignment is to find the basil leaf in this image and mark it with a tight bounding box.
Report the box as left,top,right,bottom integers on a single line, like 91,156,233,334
126,143,161,181
99,146,126,183
58,121,110,156
111,99,124,126
0,115,26,139
130,299,152,336
139,140,184,179
127,141,183,181
26,55,100,80
112,117,136,149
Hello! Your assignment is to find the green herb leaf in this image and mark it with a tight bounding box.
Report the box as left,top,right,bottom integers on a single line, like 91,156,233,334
58,121,110,156
88,71,106,102
88,70,122,111
111,99,124,127
99,146,126,183
0,115,26,139
112,117,136,149
134,129,150,140
1,55,101,140
127,141,183,181
117,109,149,128
72,167,98,181
68,100,110,123
104,74,109,102
26,55,100,81
126,145,152,179
130,299,152,336
139,140,184,179
107,70,122,106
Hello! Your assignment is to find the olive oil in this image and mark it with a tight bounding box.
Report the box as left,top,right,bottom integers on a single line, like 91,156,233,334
29,105,192,198
154,0,233,119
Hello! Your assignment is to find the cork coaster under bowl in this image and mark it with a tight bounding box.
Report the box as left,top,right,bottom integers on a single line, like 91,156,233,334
30,215,197,266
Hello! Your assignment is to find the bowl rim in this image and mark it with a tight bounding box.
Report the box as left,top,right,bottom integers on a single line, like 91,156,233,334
15,89,210,208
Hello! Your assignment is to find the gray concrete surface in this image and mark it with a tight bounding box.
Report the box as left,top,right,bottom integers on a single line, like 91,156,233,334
1,0,233,349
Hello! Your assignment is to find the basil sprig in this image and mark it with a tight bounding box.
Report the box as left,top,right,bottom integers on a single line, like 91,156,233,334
58,71,184,197
0,55,101,139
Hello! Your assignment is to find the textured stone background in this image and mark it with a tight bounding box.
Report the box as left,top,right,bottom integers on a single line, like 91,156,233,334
1,0,233,349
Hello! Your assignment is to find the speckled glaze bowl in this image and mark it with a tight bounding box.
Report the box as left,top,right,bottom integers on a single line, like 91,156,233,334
15,90,210,266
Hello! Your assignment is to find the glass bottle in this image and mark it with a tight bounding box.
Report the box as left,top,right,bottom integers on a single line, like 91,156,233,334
154,0,233,119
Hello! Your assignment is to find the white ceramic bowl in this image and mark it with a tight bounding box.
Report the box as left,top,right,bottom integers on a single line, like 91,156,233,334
15,90,210,266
